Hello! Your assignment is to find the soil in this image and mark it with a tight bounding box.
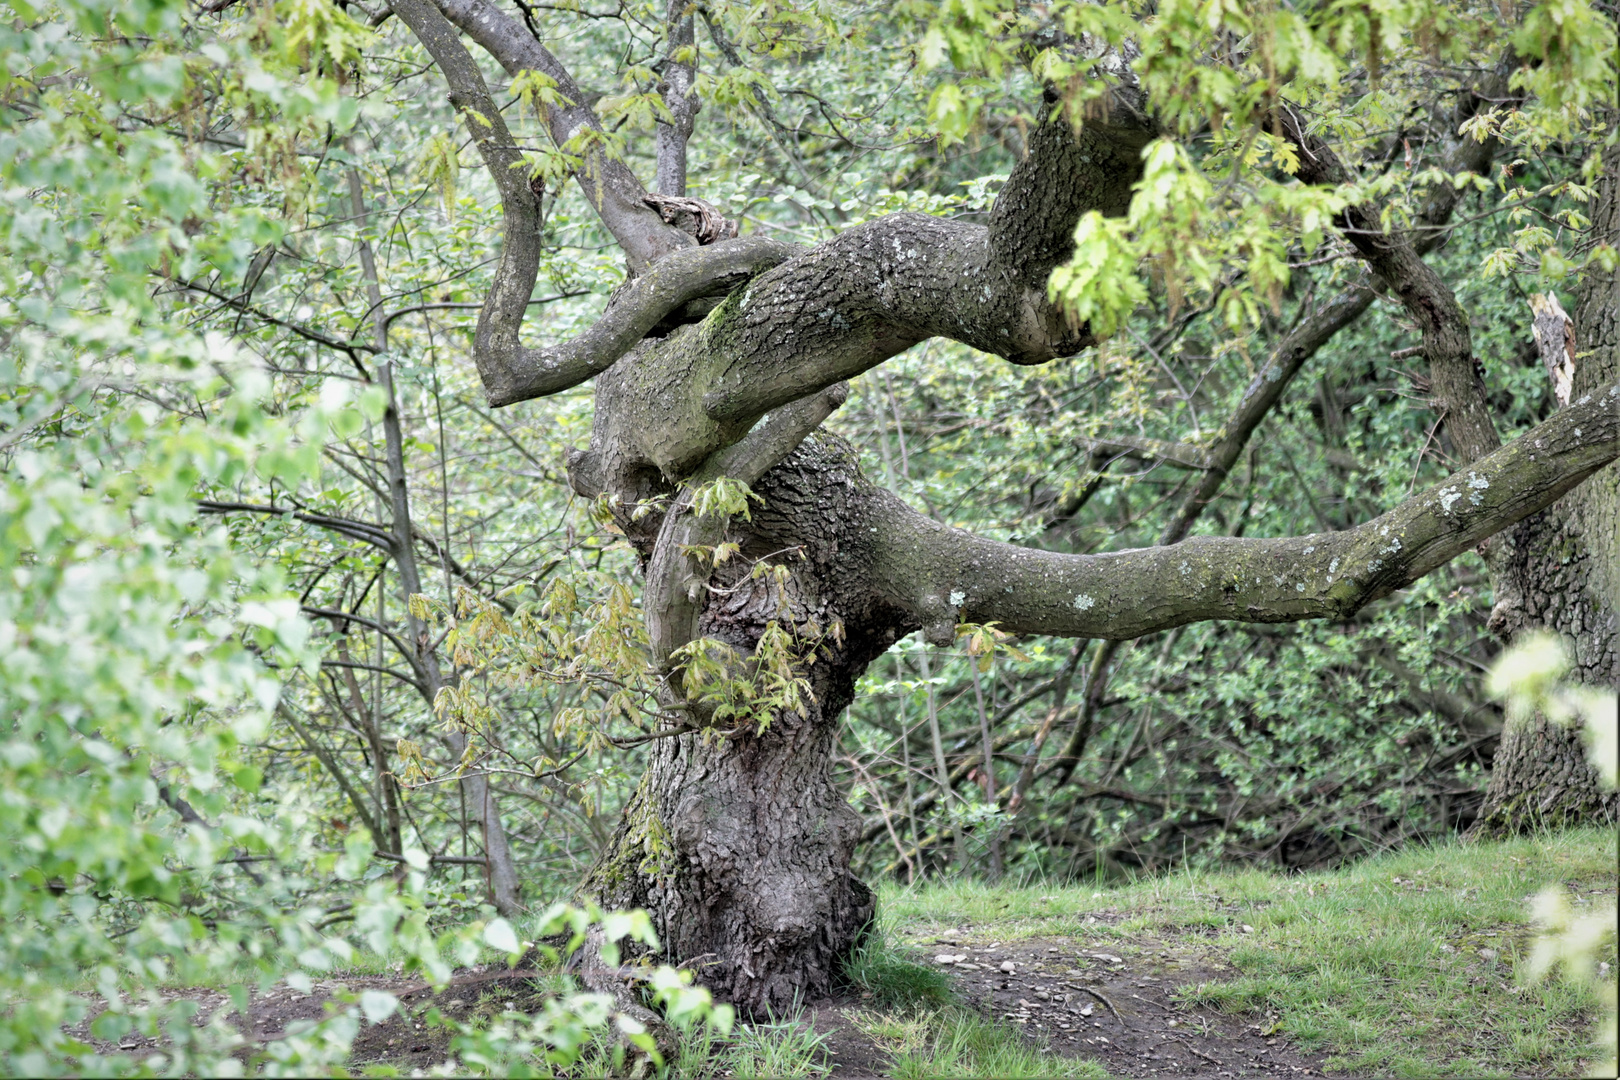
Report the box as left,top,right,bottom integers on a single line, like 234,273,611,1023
808,1003,903,1079
65,930,1340,1078
915,926,1339,1079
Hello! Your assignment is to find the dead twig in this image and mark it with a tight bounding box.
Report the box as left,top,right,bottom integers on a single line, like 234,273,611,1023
1069,984,1130,1029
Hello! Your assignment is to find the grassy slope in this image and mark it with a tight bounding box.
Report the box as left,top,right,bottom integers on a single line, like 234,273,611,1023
876,828,1618,1077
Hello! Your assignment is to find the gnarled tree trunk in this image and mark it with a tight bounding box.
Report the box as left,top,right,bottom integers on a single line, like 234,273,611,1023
583,439,911,1011
583,453,904,1009
1475,142,1620,834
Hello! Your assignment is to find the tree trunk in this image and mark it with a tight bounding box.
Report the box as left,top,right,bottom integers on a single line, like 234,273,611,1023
585,707,873,1013
582,437,902,1014
1475,142,1620,833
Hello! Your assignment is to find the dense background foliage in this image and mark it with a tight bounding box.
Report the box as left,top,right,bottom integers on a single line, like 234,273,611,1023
0,0,1613,1071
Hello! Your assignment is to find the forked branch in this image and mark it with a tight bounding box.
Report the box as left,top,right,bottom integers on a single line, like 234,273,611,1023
432,0,694,269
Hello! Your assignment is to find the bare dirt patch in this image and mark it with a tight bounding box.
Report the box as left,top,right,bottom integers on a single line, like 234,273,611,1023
64,968,545,1071
808,1002,899,1079
924,934,1340,1079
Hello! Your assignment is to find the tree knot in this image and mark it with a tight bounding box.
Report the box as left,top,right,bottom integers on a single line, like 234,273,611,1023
643,194,738,245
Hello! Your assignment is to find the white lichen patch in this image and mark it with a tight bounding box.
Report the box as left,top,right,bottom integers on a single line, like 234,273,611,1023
948,590,966,607
1466,472,1489,506
1438,486,1462,514
1179,560,1191,576
1379,536,1402,556
1073,594,1096,611
1302,545,1315,555
1296,582,1306,592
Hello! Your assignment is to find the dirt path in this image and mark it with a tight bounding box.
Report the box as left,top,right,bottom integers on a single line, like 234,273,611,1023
917,931,1337,1078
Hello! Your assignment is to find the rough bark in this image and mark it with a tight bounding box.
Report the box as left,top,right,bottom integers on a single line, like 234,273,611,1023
1474,142,1620,833
583,436,906,1013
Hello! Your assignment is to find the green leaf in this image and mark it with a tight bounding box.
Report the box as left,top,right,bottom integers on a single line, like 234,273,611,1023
232,765,264,794
360,990,399,1023
484,917,521,956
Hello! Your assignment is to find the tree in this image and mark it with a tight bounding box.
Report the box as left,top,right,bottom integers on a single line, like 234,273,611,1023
8,0,1615,1033
375,0,1619,1010
1476,139,1620,832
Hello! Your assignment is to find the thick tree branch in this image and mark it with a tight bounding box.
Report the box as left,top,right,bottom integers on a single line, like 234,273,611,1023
988,90,1156,297
573,200,1135,491
870,382,1619,642
557,97,1158,488
488,236,796,405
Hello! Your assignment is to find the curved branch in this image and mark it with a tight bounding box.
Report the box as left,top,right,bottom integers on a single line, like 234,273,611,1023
430,0,693,269
391,0,785,407
390,0,544,411
870,382,1619,642
565,95,1163,489
491,236,798,405
576,211,1114,489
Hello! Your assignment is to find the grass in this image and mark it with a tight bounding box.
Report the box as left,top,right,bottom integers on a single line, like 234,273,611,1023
880,827,1618,1077
882,1008,1109,1079
841,923,955,1011
670,1005,832,1079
